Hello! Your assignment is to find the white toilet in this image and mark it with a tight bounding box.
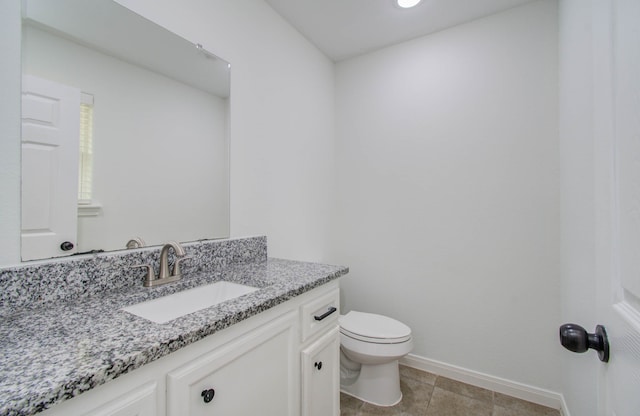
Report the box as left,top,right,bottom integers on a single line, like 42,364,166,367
339,311,413,407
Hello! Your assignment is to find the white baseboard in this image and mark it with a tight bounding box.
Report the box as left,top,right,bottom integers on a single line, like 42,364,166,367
400,354,569,415
560,396,571,416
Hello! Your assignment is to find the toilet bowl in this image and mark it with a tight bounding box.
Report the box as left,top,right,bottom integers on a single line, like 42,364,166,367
339,311,413,407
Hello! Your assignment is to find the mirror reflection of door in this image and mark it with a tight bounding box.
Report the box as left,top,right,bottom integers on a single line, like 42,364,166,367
21,75,80,260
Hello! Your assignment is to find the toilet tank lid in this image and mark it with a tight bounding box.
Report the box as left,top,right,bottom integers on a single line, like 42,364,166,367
339,311,411,340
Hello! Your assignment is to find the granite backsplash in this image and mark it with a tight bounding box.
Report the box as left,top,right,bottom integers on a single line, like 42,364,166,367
0,236,267,316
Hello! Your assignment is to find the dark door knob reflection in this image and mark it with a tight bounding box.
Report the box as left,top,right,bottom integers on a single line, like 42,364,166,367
60,241,74,251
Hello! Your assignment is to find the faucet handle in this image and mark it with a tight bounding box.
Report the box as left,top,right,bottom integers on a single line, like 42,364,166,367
132,264,155,284
126,237,146,249
172,256,193,277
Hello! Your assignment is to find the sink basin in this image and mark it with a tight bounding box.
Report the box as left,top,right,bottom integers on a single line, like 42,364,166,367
122,281,259,324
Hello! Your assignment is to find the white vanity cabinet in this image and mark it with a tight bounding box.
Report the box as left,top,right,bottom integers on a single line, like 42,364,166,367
166,311,298,415
37,281,339,416
47,381,159,416
300,287,341,416
301,328,340,416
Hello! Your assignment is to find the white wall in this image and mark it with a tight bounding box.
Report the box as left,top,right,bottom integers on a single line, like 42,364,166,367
115,0,336,263
0,1,21,265
23,25,229,252
0,0,336,264
333,0,561,391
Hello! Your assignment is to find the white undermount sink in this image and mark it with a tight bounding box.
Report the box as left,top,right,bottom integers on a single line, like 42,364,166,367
122,281,259,324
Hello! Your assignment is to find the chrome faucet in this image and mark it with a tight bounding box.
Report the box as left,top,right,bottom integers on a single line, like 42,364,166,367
133,241,191,287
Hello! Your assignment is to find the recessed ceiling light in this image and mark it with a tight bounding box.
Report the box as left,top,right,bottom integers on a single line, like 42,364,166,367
396,0,422,8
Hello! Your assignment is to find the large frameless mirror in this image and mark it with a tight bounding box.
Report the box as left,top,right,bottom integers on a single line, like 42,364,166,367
20,0,230,261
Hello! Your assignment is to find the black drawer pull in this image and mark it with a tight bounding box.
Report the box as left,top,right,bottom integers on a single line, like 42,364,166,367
314,361,323,370
314,306,337,321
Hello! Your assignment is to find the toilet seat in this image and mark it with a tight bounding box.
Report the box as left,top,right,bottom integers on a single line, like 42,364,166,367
339,311,412,344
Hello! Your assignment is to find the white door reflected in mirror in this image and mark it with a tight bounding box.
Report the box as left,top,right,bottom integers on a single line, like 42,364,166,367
21,75,80,260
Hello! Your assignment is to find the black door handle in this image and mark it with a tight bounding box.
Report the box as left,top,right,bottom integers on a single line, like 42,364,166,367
559,323,609,362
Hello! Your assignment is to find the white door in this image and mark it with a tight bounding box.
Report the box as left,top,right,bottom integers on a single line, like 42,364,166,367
594,0,640,414
21,75,80,260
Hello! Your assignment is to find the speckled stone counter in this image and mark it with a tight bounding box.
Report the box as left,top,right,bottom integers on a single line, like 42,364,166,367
0,237,348,416
0,236,268,316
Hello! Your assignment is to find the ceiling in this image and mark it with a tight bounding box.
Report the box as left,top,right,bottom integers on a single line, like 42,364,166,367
24,0,230,97
264,0,538,61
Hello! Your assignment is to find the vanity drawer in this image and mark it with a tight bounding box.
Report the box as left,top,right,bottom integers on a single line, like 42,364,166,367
301,287,340,342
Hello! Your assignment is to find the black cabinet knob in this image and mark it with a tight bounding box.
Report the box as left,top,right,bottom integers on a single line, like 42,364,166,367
201,388,215,403
314,361,322,370
60,241,74,251
559,323,609,362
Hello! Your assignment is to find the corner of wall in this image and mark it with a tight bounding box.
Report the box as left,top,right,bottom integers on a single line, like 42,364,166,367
0,1,22,265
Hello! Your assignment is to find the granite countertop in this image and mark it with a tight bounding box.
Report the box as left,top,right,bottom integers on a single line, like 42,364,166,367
0,258,348,416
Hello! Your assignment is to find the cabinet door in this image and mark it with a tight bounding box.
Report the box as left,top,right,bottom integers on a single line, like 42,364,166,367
41,381,158,416
301,327,340,416
167,312,298,416
84,382,157,416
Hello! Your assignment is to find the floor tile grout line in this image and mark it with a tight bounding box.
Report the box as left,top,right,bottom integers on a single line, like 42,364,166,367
341,366,560,416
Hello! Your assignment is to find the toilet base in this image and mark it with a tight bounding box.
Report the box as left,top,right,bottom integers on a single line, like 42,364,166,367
340,359,402,407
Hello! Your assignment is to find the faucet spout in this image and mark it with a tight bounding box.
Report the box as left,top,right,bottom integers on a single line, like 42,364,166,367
135,241,190,288
158,241,186,279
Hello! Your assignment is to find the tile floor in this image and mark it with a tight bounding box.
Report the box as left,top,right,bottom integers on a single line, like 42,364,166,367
340,365,561,416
